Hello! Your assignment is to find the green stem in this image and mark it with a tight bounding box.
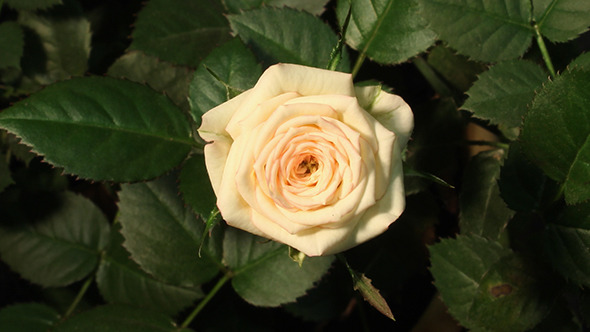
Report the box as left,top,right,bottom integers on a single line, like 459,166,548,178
464,140,510,150
534,24,556,78
413,56,453,97
0,0,4,16
351,53,366,79
63,276,94,319
180,273,231,329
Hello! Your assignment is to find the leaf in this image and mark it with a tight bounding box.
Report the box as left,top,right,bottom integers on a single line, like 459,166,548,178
178,153,217,219
18,7,91,84
4,0,62,10
107,51,194,112
459,150,514,240
499,142,551,212
0,76,194,182
0,22,24,70
520,69,590,204
228,7,350,70
96,224,204,316
0,192,110,287
426,44,487,92
188,38,261,124
569,52,590,70
129,0,231,67
417,0,534,62
463,60,548,139
0,303,60,332
469,255,552,331
118,175,220,288
429,235,512,330
544,202,590,287
223,0,330,15
533,0,590,42
54,304,194,332
336,0,435,65
178,153,225,257
223,228,334,307
342,257,394,320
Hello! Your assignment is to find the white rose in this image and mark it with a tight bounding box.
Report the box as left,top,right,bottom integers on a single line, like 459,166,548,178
198,63,413,256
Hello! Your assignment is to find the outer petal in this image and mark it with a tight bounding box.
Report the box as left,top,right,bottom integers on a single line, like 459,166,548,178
226,64,356,138
355,84,414,147
215,128,266,238
198,90,252,142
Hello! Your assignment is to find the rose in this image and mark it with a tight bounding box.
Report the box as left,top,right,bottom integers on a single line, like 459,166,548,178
198,63,413,256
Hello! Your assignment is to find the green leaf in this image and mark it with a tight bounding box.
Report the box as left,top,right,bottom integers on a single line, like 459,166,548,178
0,76,193,182
0,153,14,193
189,38,261,124
426,44,487,92
429,235,512,330
18,8,91,84
342,257,394,320
96,224,204,316
108,51,194,112
223,228,334,307
460,150,514,240
129,0,231,67
499,142,551,212
228,7,350,70
544,202,590,287
178,154,216,220
569,52,590,70
463,60,548,139
118,175,220,288
533,0,590,42
0,22,24,70
0,303,60,332
417,0,534,62
521,69,590,204
336,0,435,65
0,192,110,287
54,304,193,332
223,0,330,15
4,0,62,10
469,255,552,331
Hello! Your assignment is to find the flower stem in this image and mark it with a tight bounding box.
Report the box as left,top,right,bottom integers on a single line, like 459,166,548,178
351,53,366,79
63,276,94,320
413,56,453,97
534,24,556,78
180,273,231,329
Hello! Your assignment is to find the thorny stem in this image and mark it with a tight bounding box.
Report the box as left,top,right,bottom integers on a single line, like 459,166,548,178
63,276,94,320
534,24,556,78
180,273,231,329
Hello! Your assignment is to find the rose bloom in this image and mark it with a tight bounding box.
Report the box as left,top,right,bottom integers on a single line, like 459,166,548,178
198,63,413,256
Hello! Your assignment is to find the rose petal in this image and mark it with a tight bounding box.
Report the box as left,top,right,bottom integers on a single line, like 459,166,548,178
226,64,355,137
355,85,414,147
199,90,252,142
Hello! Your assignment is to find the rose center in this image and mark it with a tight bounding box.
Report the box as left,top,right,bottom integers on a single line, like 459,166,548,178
295,155,319,178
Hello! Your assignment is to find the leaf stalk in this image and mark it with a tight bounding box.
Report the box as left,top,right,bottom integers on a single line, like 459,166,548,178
534,24,556,78
63,276,94,320
180,273,231,329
